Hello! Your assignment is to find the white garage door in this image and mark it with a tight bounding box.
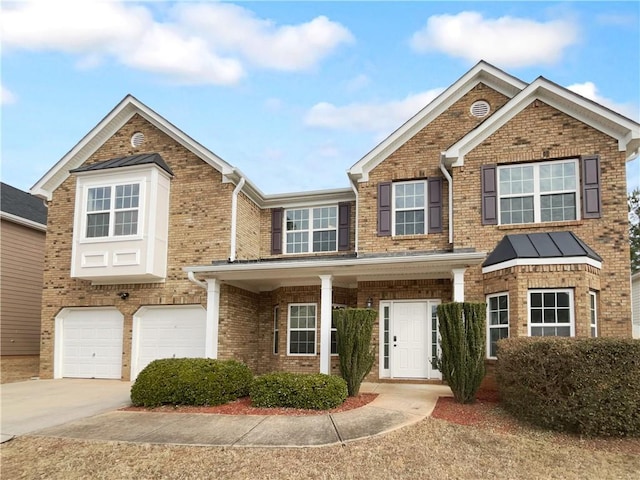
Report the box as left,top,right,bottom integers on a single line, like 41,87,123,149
132,305,206,380
59,308,124,379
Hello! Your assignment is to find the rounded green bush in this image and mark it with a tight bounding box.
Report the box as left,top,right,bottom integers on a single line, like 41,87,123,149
130,358,253,407
496,337,640,437
250,372,348,410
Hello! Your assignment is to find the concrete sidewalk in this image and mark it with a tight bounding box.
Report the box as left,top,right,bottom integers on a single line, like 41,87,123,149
32,383,452,447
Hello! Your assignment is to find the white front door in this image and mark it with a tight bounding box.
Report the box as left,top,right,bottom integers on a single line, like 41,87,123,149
391,302,429,378
381,300,441,380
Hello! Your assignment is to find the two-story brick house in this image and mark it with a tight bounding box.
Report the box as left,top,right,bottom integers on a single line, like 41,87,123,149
31,61,638,382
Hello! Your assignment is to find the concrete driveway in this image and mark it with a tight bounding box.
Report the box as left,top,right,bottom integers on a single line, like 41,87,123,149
1,379,131,443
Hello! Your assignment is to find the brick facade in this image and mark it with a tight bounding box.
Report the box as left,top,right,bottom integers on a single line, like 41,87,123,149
35,65,635,382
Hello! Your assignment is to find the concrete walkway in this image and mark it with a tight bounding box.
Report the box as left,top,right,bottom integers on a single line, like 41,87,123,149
30,383,453,447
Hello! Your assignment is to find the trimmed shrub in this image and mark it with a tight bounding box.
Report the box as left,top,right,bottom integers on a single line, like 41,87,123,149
434,302,486,404
334,308,376,396
130,358,253,407
250,372,348,410
496,337,640,437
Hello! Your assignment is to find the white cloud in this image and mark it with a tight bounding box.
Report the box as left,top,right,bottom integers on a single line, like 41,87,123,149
1,84,17,105
567,81,639,121
345,74,371,92
304,88,444,133
174,3,353,71
410,11,578,68
0,1,352,85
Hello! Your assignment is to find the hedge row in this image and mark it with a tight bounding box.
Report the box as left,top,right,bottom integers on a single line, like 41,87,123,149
130,358,252,407
130,359,348,410
495,337,640,437
250,372,348,410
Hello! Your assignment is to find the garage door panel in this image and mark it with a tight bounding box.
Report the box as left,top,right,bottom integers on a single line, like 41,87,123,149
132,306,206,380
60,309,123,380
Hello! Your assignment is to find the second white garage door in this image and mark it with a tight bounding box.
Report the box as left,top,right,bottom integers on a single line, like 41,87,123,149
131,305,206,380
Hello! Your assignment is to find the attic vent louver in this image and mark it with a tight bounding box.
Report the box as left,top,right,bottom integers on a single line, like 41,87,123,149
131,132,145,148
470,100,490,118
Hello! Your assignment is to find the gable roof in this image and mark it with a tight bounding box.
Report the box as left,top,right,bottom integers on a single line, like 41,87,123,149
1,182,47,228
444,76,640,167
30,95,242,201
70,153,174,176
348,61,527,182
482,231,602,272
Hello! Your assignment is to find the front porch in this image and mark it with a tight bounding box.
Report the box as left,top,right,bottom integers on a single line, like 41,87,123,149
185,251,485,381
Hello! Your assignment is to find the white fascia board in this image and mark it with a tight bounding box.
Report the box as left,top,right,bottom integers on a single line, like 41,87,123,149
347,61,526,182
0,211,47,231
261,188,355,209
482,256,602,274
445,77,640,167
31,95,236,200
184,251,487,275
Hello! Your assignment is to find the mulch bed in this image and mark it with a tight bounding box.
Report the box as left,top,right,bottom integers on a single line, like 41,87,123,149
122,393,378,416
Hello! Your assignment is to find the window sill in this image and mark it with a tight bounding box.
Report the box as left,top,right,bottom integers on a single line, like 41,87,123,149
80,235,144,244
390,234,429,241
497,220,584,231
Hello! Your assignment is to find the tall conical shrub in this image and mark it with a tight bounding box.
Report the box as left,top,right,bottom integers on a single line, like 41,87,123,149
434,302,486,403
334,308,376,396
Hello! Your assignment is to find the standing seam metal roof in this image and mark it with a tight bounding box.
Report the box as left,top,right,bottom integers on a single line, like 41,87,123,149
69,153,174,176
482,231,602,267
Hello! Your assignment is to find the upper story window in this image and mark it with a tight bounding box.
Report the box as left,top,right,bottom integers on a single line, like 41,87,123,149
86,183,140,238
498,160,578,225
394,181,426,235
285,206,337,253
377,178,442,237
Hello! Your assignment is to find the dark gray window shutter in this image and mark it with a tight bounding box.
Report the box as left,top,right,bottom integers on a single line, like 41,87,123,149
427,177,443,233
271,208,283,254
481,165,498,225
338,202,350,251
378,182,392,236
582,155,601,218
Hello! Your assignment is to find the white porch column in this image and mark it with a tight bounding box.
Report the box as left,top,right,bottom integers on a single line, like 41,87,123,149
319,275,333,374
452,268,466,302
205,278,221,358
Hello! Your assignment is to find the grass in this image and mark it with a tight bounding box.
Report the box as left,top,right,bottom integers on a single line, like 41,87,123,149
2,415,639,479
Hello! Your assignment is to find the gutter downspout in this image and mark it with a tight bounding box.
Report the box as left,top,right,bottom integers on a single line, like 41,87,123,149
229,176,246,262
187,271,207,290
439,154,453,245
349,177,359,256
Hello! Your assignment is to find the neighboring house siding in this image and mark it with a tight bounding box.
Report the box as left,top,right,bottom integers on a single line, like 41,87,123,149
39,114,234,380
358,83,510,255
0,219,45,356
454,101,631,337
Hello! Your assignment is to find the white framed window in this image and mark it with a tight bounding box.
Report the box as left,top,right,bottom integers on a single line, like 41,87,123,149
528,289,574,337
273,306,280,354
85,183,141,239
487,293,509,358
285,206,337,253
498,159,578,225
287,303,316,355
393,180,426,235
589,291,598,337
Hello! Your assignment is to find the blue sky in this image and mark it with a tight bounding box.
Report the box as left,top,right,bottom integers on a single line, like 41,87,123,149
2,1,639,195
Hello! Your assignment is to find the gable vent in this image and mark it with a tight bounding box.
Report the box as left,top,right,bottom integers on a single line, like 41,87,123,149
131,132,145,148
470,100,490,118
